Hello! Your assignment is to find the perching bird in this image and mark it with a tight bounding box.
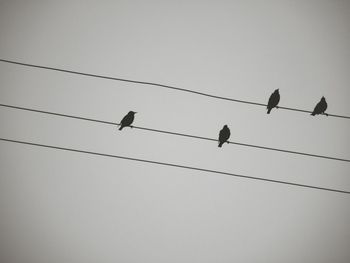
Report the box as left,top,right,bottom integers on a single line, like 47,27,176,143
311,97,328,116
119,111,136,130
267,89,280,114
218,125,230,147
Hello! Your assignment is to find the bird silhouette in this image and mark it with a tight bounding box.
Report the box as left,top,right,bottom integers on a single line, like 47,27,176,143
311,97,328,116
119,111,136,130
218,125,230,147
267,89,280,114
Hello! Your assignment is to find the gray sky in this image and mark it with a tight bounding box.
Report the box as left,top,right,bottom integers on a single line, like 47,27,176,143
0,1,350,262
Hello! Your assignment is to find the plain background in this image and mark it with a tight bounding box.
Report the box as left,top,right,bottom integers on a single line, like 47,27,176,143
0,1,350,262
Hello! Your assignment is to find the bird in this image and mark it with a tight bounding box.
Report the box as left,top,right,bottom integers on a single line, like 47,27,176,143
119,111,137,130
218,125,230,147
311,97,328,116
267,89,280,114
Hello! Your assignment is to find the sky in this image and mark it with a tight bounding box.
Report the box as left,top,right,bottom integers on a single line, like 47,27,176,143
0,1,350,262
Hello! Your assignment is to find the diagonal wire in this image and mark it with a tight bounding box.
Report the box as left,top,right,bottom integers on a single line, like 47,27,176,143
1,103,349,163
1,137,349,195
0,58,349,119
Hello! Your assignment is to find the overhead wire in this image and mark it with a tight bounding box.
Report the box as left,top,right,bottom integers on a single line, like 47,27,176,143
1,103,349,163
1,137,349,195
0,58,349,119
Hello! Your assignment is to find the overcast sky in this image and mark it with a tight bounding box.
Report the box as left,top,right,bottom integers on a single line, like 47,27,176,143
1,1,350,262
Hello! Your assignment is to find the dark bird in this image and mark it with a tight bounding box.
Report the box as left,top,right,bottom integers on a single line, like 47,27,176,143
267,89,280,114
119,111,136,130
218,125,230,148
311,97,328,116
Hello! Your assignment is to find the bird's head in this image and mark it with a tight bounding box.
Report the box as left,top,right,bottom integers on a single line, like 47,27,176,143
128,111,137,115
224,125,228,129
275,89,279,93
321,96,326,101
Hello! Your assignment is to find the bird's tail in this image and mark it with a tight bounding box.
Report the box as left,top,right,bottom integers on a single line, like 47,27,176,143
267,108,272,114
118,125,123,130
218,142,223,147
311,112,316,116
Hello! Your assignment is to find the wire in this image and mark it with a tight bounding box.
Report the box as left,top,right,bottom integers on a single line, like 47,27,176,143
1,103,349,163
1,137,349,195
1,58,349,120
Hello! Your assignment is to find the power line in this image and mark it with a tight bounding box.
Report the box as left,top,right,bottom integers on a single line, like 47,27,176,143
1,58,349,120
1,103,349,163
1,137,349,195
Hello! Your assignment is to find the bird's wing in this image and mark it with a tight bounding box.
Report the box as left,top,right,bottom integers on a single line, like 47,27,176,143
268,93,277,107
276,93,280,104
219,129,228,141
323,101,328,111
219,130,224,140
219,129,230,141
314,102,322,114
120,115,128,124
268,95,274,106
